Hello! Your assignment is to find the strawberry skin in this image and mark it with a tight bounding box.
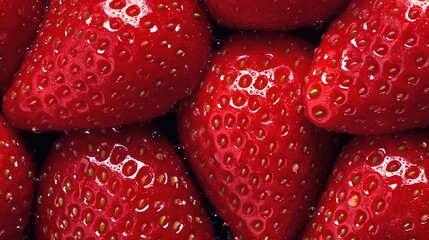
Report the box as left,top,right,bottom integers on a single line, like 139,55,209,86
304,0,429,134
177,33,339,239
0,0,45,94
35,125,215,239
300,131,429,239
0,112,35,239
3,0,212,132
203,0,350,31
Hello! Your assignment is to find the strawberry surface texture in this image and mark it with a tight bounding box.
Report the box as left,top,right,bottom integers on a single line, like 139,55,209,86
2,0,212,131
0,0,45,94
300,131,429,239
177,33,340,240
0,0,429,239
35,125,215,239
0,113,35,239
304,0,429,134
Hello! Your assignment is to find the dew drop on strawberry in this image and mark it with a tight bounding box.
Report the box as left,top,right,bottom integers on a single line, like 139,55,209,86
308,207,317,218
151,130,160,138
169,102,180,112
31,127,42,134
312,19,324,30
174,145,185,155
212,39,224,50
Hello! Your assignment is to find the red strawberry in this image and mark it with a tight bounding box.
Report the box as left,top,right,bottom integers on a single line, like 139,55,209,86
35,125,215,239
0,112,35,239
177,33,340,239
203,0,350,31
0,0,45,94
304,0,429,134
2,0,212,132
300,131,429,239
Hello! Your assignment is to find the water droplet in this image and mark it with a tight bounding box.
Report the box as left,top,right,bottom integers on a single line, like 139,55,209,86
308,207,317,217
210,212,220,220
212,39,224,51
174,145,185,154
31,127,42,134
169,102,180,112
312,19,324,30
151,131,160,138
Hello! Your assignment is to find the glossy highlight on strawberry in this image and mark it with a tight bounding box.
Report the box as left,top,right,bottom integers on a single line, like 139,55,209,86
2,0,212,132
4,0,429,238
35,125,215,239
300,131,429,239
177,33,340,240
304,0,429,134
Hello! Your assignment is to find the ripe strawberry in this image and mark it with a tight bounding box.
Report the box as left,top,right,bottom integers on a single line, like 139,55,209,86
0,112,35,239
177,33,340,239
3,0,212,132
0,0,45,94
203,0,350,31
300,131,429,239
304,0,429,134
35,125,215,239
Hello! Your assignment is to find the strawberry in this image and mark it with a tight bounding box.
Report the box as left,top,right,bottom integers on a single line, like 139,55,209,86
177,33,340,239
35,125,215,239
300,131,429,239
0,0,45,94
2,0,212,132
304,0,429,134
203,0,350,31
0,112,35,239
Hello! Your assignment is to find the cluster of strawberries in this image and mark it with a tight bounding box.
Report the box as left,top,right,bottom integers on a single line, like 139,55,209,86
1,0,428,239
